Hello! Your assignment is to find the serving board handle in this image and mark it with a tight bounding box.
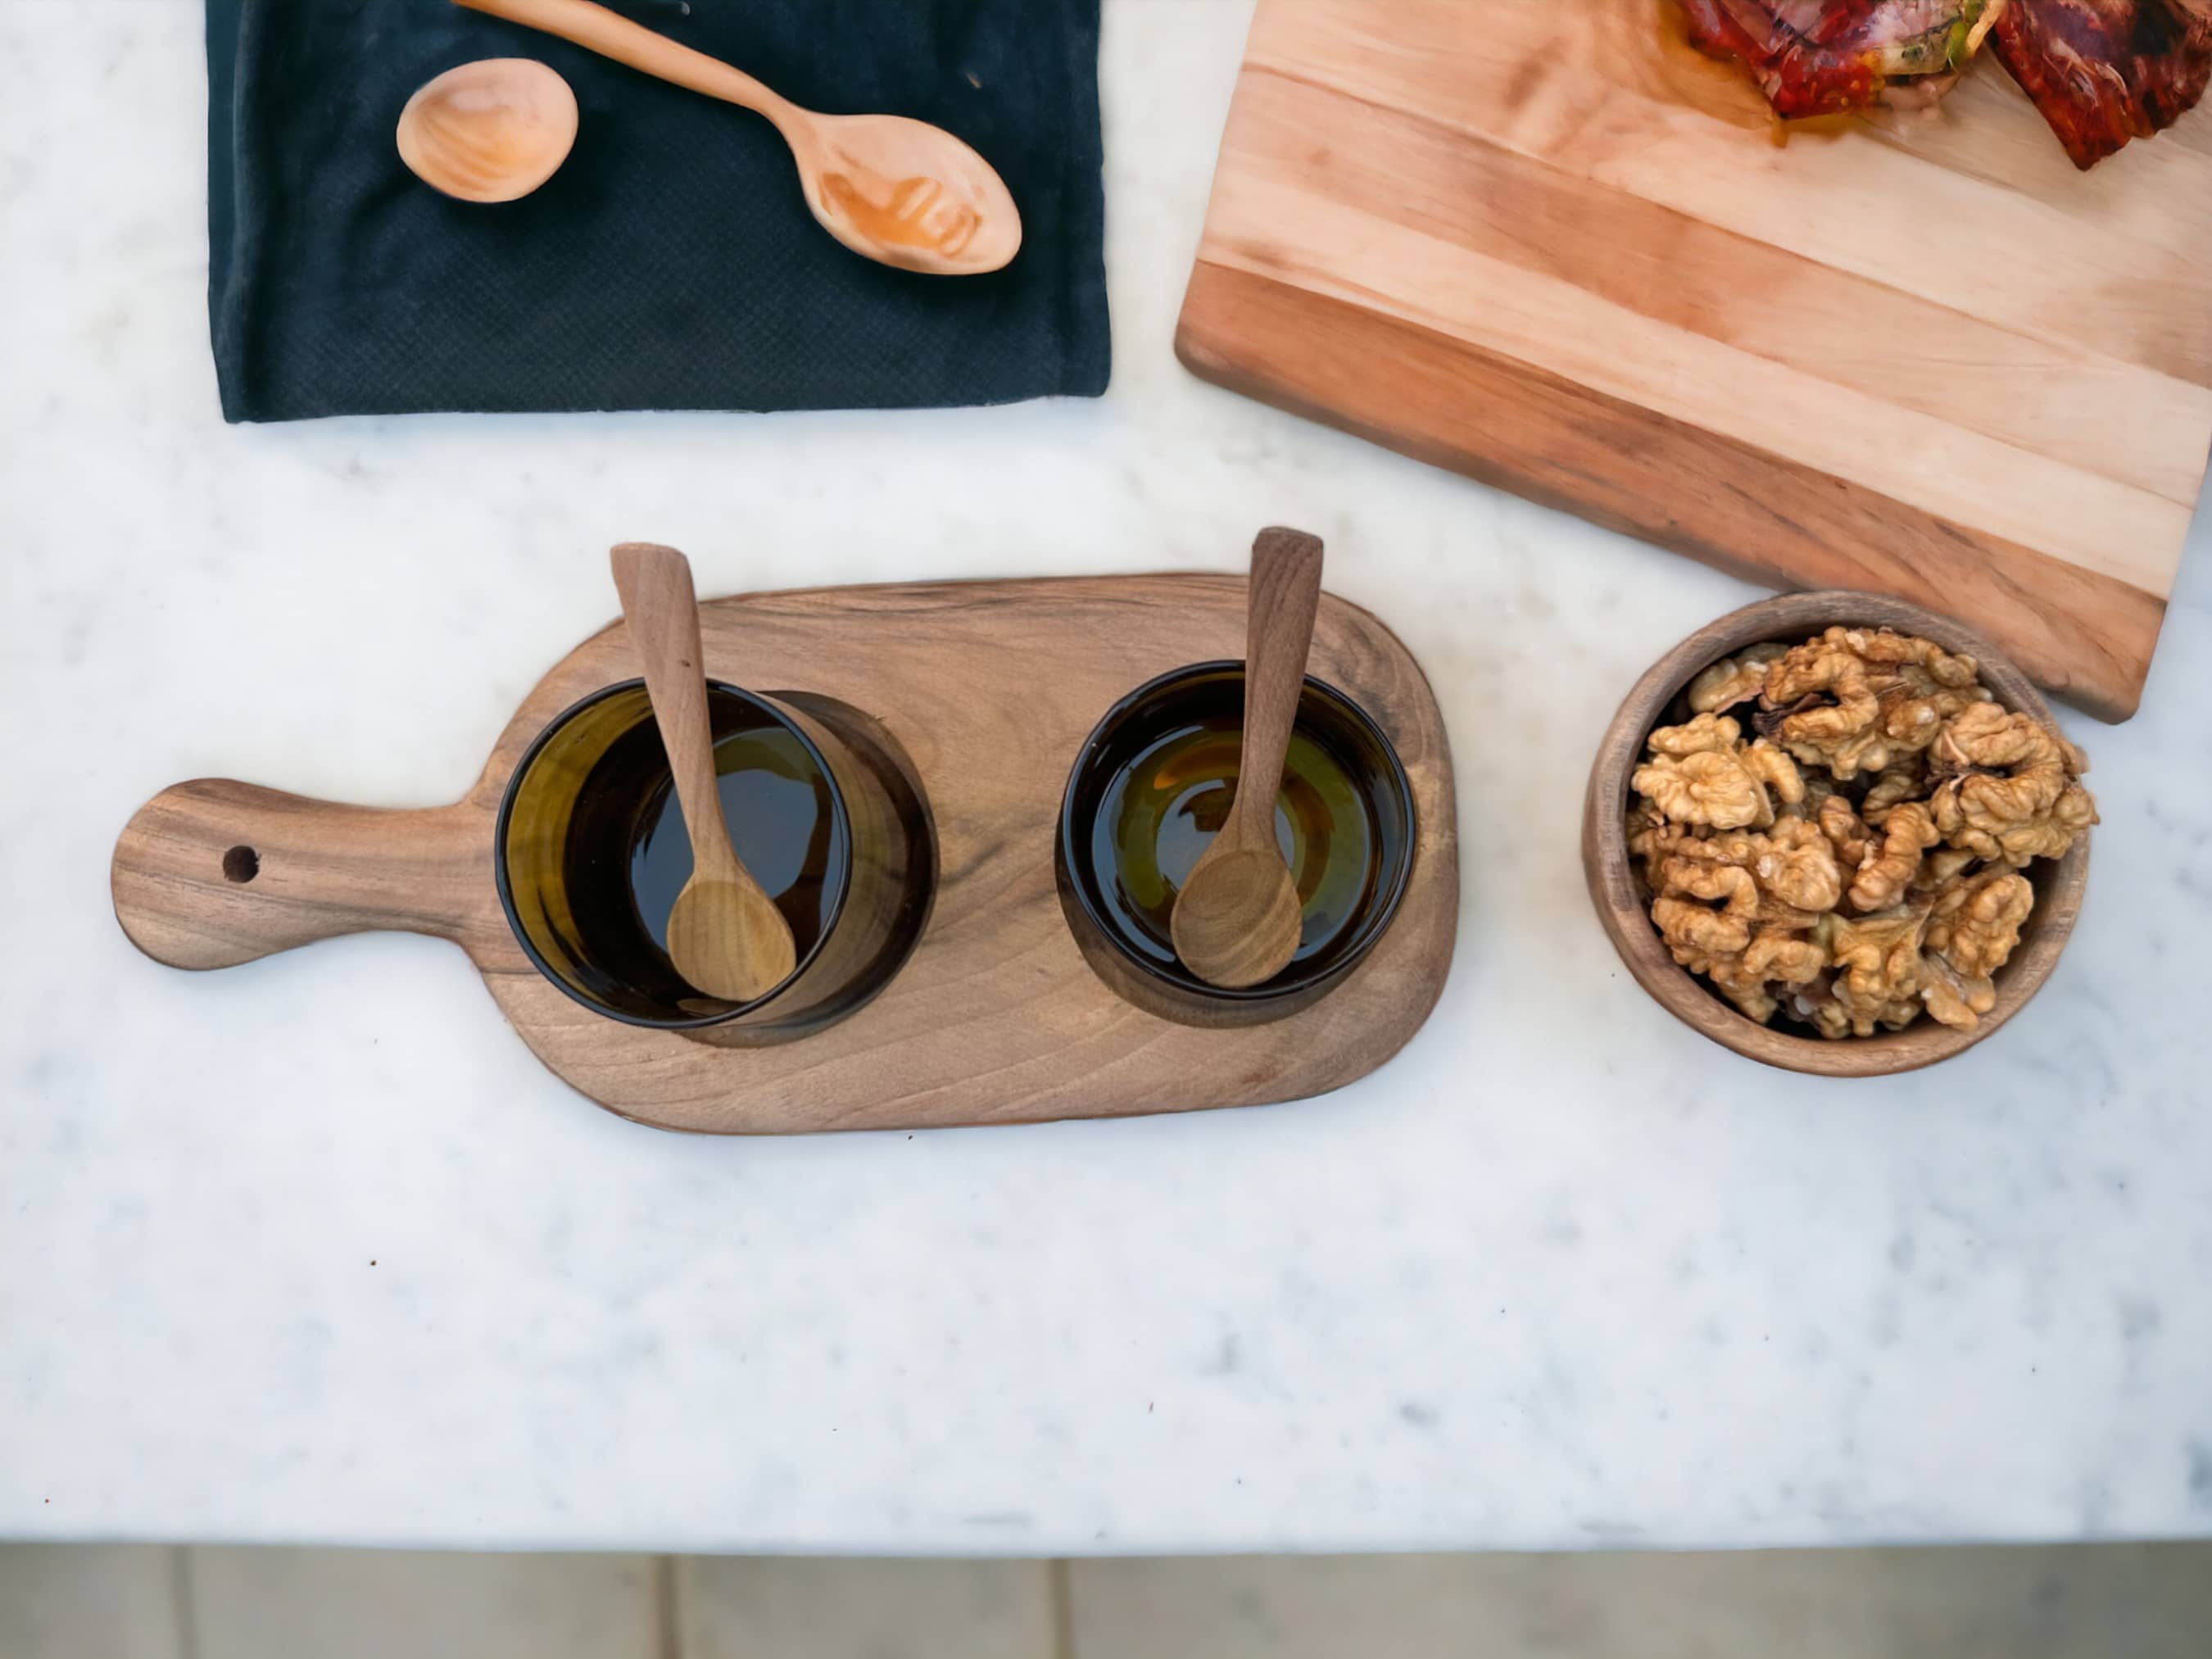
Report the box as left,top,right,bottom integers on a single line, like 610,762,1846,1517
111,781,487,971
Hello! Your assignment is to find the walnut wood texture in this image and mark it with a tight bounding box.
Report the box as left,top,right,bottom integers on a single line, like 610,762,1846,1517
110,785,495,971
1176,0,2212,722
111,575,1457,1133
1583,590,2090,1077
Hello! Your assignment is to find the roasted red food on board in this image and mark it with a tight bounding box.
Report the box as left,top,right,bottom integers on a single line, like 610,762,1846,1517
1989,0,2212,166
1675,0,2008,115
1677,0,2210,165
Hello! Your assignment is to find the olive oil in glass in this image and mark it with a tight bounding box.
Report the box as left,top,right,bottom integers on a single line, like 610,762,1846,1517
499,683,850,1025
1054,655,1417,1010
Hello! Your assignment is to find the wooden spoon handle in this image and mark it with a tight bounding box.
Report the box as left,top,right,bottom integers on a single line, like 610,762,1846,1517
1234,528,1325,841
111,782,484,971
607,542,751,888
451,0,796,125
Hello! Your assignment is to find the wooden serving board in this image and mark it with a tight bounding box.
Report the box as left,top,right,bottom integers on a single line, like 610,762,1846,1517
111,576,1457,1134
1176,0,2212,720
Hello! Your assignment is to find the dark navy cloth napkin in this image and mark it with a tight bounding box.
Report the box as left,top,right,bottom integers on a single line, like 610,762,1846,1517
206,0,1108,420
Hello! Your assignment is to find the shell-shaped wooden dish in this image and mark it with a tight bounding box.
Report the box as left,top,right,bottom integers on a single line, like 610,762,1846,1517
1583,591,2091,1078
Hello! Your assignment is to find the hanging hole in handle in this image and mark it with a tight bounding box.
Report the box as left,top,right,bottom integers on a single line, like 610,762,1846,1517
222,845,260,884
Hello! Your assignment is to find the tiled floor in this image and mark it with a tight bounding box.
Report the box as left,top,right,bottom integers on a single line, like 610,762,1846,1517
3,1542,2211,1657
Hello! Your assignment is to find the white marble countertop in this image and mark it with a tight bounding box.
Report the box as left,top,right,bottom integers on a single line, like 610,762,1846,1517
5,0,2211,1554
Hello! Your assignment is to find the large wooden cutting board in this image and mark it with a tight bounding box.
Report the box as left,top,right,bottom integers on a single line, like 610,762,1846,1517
1176,0,2212,720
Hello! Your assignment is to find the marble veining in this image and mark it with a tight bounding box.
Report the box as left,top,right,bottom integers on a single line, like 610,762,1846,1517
2,0,2210,1552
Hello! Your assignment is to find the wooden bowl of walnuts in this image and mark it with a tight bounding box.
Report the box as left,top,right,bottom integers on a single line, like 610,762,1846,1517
1584,592,2094,1078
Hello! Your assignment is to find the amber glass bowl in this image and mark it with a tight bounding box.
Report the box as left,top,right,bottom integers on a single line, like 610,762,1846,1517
1057,662,1416,1023
496,680,931,1036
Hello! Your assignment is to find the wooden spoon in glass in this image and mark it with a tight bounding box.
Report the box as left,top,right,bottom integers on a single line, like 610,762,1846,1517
1170,528,1326,990
397,58,579,202
610,542,798,1004
451,0,1022,274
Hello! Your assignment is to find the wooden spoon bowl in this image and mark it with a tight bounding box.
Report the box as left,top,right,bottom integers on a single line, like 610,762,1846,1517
397,58,579,203
795,112,1022,276
1583,591,2091,1078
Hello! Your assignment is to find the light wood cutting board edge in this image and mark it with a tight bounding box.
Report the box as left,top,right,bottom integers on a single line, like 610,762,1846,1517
1175,0,2212,723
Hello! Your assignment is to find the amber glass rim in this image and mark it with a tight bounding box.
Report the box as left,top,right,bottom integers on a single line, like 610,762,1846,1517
492,678,853,1029
1058,660,1416,1003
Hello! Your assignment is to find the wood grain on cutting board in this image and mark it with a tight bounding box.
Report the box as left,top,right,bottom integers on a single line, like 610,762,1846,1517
1176,0,2212,719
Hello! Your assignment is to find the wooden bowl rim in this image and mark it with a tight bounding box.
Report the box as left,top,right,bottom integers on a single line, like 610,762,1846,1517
1583,590,2091,1079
